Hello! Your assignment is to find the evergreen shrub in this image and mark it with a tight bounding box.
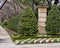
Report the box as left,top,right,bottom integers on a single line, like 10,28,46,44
18,7,37,36
45,5,60,35
8,15,20,32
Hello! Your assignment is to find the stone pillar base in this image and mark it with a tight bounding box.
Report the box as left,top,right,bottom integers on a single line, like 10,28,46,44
37,5,48,34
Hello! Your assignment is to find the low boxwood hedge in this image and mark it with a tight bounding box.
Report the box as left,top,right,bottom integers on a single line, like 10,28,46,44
11,34,59,41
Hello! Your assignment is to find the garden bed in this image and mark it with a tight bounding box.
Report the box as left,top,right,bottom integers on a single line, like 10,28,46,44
14,38,60,44
5,28,60,44
11,34,60,44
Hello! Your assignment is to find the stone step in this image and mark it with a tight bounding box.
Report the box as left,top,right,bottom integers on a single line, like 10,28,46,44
0,39,12,43
0,36,9,39
0,36,13,43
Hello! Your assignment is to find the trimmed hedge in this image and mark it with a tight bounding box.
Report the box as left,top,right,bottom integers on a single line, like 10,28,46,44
45,5,60,35
8,7,37,36
18,7,37,36
8,15,20,32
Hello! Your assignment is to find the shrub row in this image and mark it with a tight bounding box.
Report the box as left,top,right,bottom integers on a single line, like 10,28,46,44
8,7,37,36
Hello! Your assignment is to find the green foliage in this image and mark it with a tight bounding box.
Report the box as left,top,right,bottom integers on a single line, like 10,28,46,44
19,0,47,6
7,6,37,36
45,5,60,35
11,34,50,41
39,0,47,5
2,20,7,25
18,7,37,36
11,34,60,42
2,20,8,27
34,0,40,5
8,15,20,32
19,0,33,6
11,34,20,41
58,6,60,10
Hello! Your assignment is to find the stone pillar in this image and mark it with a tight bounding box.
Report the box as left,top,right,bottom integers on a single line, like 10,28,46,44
37,5,48,34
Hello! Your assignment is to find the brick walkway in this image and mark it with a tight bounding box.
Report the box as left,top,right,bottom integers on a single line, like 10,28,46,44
0,26,60,48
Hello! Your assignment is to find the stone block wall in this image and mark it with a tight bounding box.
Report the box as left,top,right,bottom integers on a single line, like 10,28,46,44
38,6,48,34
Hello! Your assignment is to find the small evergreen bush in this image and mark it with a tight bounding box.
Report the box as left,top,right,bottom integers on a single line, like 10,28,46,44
18,7,37,36
2,20,7,25
8,15,20,32
2,20,8,27
45,5,60,35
